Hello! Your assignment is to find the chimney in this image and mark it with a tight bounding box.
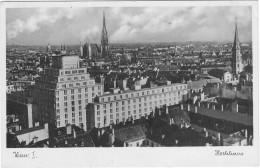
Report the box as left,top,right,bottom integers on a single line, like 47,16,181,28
212,105,215,110
113,80,116,89
245,129,248,138
217,133,221,146
162,134,165,139
171,118,175,125
221,104,224,111
97,130,101,140
73,129,76,138
195,106,198,113
233,86,237,92
66,124,72,135
181,104,183,110
166,106,169,114
205,131,208,138
187,104,190,111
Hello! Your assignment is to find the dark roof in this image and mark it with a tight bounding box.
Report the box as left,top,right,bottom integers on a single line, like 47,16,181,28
114,125,146,143
208,69,229,79
183,104,253,126
15,125,45,136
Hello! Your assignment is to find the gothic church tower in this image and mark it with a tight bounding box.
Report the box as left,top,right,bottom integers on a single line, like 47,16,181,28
231,18,243,75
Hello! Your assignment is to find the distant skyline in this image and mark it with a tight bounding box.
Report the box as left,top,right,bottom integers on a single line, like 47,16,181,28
6,6,252,45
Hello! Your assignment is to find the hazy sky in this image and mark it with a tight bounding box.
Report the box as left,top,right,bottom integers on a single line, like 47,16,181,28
6,6,252,45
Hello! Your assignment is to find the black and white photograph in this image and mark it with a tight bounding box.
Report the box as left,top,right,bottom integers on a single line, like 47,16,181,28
1,1,259,167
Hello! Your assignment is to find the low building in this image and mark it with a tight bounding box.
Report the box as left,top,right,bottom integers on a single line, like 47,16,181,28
86,83,189,129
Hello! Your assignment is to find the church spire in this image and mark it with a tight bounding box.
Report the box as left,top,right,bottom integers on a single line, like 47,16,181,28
101,11,109,58
233,17,240,50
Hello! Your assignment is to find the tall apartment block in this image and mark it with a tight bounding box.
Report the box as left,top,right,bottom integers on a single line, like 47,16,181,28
87,83,189,129
34,55,103,130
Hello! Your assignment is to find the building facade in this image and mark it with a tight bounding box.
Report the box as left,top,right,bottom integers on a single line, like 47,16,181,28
87,83,189,129
34,55,103,130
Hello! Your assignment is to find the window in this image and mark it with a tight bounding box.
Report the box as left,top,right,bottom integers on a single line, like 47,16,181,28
60,78,64,82
72,119,75,124
83,82,87,85
81,76,85,79
97,105,100,110
76,83,80,86
79,111,82,116
72,113,75,117
64,90,67,95
65,108,68,113
56,109,60,113
71,101,75,105
103,110,106,115
97,117,100,121
64,102,67,106
78,100,81,104
56,115,60,120
78,94,81,99
110,115,113,119
78,88,81,93
56,91,59,96
65,120,68,124
69,84,73,87
85,99,88,103
72,107,75,111
65,114,68,119
57,121,60,127
103,104,106,108
64,96,67,101
56,103,59,108
79,117,82,122
79,106,82,110
74,77,78,80
71,95,74,100
65,71,71,74
71,89,74,94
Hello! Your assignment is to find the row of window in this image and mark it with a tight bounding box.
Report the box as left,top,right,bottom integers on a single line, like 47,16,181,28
56,87,101,96
59,75,89,82
61,69,86,76
100,87,185,102
58,80,96,89
97,93,182,110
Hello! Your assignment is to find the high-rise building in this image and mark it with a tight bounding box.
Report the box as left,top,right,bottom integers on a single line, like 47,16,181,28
100,12,109,58
231,19,243,75
34,55,103,130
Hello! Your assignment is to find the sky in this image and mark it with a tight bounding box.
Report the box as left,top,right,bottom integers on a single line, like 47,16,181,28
6,6,252,46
